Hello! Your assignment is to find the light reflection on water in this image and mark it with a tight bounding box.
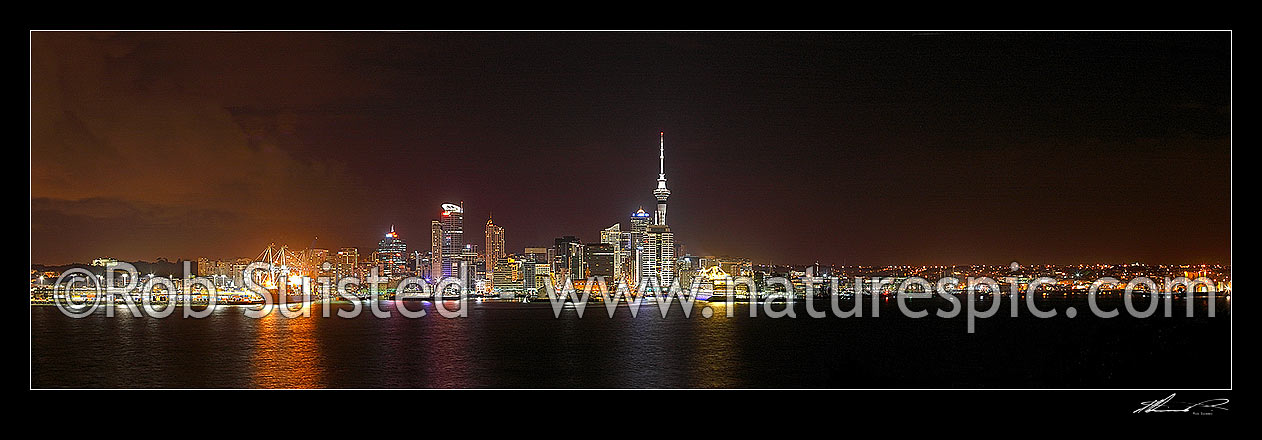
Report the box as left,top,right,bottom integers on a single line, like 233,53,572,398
31,297,1229,389
251,305,323,388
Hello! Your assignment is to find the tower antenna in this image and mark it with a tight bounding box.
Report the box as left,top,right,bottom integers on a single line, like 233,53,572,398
659,131,665,179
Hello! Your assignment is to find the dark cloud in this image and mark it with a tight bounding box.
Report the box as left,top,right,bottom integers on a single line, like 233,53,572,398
32,32,368,264
31,31,1231,266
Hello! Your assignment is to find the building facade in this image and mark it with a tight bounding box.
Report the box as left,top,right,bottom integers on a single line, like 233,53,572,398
485,216,506,290
376,226,407,279
439,203,464,279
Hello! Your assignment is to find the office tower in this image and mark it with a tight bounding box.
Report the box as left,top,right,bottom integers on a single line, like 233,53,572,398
461,243,478,291
677,254,702,290
535,263,552,291
553,236,582,280
335,247,359,282
492,256,522,295
583,242,616,281
600,223,623,281
523,247,548,264
412,250,432,281
486,216,505,290
628,208,650,284
644,224,675,291
377,226,407,279
521,260,537,292
440,203,464,279
430,220,443,281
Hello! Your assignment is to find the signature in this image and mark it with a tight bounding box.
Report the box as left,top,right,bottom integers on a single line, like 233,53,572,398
1135,393,1229,414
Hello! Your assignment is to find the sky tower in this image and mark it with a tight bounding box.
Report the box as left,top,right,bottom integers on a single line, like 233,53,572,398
653,132,671,226
641,132,675,292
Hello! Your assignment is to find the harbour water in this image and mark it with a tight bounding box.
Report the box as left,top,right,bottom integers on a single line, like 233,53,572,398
30,297,1230,388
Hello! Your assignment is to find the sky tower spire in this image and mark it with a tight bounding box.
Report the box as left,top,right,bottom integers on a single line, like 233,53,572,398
653,131,671,225
659,131,665,180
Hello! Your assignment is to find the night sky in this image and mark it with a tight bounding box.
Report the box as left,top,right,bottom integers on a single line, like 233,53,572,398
30,31,1231,266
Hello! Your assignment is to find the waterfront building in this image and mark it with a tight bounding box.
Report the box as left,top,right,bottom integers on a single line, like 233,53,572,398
523,247,548,264
307,248,329,276
485,216,505,290
197,257,215,278
376,226,407,279
440,203,465,279
411,250,433,282
644,224,675,291
677,254,702,290
462,244,480,291
326,247,358,284
553,236,583,281
583,242,616,281
430,220,443,281
230,258,252,288
628,208,650,284
600,223,623,282
492,256,523,296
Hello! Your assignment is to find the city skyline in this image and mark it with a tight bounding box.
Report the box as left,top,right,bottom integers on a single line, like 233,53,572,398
31,32,1230,266
29,29,1232,398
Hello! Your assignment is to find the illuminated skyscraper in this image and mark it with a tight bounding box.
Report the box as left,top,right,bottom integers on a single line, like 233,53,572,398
485,215,506,290
553,236,584,281
439,202,464,279
429,220,443,281
461,244,479,291
628,208,650,283
521,247,551,293
376,226,407,279
600,223,622,281
523,247,549,264
412,250,432,281
492,256,522,296
583,242,616,281
644,224,674,291
335,247,358,281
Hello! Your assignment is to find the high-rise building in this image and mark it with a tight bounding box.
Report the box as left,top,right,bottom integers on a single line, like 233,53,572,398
377,226,407,279
553,236,582,280
461,244,480,291
430,220,443,281
411,250,432,281
583,242,616,281
628,208,651,283
644,224,675,291
677,254,703,290
521,260,538,292
600,223,623,281
523,247,548,264
492,256,522,296
485,216,506,290
521,247,551,294
440,203,464,279
335,247,359,282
